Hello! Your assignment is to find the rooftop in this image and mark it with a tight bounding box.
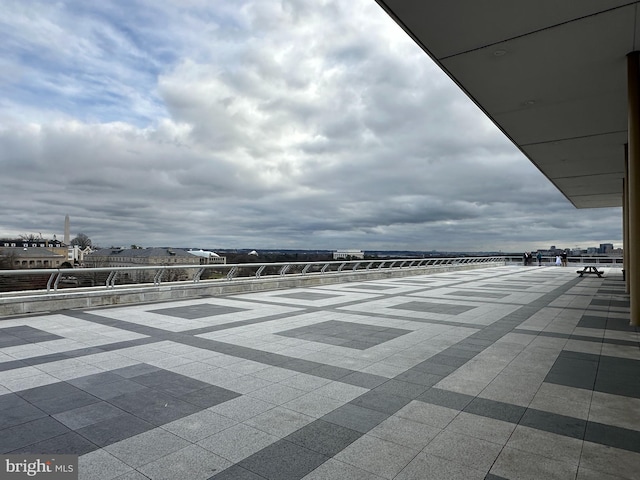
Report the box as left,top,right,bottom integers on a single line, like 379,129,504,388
0,266,636,479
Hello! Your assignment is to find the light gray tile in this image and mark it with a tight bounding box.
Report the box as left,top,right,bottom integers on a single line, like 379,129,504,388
491,446,579,480
79,449,133,480
579,441,640,480
279,373,333,391
162,410,238,442
368,415,440,450
198,423,279,463
506,425,583,465
137,445,231,480
395,401,458,429
243,406,315,437
207,395,276,422
395,452,486,480
283,392,346,418
302,458,386,480
445,411,516,445
334,434,419,479
105,428,191,468
247,383,307,404
423,429,502,471
313,382,369,402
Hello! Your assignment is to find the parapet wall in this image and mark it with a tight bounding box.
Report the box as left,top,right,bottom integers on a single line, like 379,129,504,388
0,262,503,317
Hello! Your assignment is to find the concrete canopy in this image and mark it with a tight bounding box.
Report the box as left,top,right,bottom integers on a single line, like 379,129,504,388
375,1,640,208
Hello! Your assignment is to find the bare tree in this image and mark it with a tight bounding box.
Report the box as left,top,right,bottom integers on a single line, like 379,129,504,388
19,233,42,241
71,233,92,248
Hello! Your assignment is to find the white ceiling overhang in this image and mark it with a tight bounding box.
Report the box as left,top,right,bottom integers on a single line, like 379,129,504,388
375,1,640,208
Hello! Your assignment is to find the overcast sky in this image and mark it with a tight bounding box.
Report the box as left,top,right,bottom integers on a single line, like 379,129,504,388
0,0,622,252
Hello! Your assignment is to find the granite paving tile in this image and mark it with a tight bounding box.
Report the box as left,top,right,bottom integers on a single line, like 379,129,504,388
284,419,361,456
237,439,329,480
198,423,280,464
321,404,389,434
74,412,155,447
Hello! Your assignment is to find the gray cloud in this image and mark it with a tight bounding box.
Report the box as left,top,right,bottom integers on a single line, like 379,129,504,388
0,0,622,252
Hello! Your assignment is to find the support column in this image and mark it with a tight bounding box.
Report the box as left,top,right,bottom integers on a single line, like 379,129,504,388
624,146,629,294
627,52,640,326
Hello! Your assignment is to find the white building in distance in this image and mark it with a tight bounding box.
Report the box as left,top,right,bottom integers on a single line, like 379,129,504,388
333,249,365,260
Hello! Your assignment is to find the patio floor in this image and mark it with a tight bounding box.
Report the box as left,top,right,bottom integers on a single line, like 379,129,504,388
0,266,637,479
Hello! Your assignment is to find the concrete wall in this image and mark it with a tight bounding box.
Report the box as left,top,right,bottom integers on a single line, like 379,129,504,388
0,261,503,317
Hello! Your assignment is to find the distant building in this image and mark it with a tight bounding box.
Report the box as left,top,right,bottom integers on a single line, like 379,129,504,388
333,249,365,260
0,247,65,269
84,247,204,283
186,249,226,264
85,247,202,268
599,243,614,254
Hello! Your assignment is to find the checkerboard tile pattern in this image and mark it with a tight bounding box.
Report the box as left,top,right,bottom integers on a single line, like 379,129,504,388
0,266,637,480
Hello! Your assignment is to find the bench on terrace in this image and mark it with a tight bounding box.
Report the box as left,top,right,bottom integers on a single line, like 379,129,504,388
577,266,604,277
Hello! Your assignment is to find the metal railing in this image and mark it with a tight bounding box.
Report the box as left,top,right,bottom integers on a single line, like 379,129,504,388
0,256,504,295
503,255,623,267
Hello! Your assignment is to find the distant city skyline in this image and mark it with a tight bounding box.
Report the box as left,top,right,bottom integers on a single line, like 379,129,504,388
0,1,622,251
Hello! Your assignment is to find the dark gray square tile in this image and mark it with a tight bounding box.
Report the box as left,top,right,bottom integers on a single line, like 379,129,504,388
0,394,27,411
10,431,98,455
75,412,154,447
348,285,394,291
577,316,607,329
0,326,62,346
340,372,388,389
108,389,201,426
349,391,411,415
0,403,48,429
275,292,340,301
417,388,474,411
27,389,101,415
584,421,640,453
18,382,84,404
151,303,248,319
307,365,354,381
322,404,389,434
111,363,162,378
391,301,476,315
520,409,586,439
132,370,210,396
483,284,531,290
284,419,361,456
180,385,241,408
446,290,509,299
238,439,329,480
0,417,69,453
464,398,526,424
53,401,124,430
81,379,148,400
277,320,411,350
